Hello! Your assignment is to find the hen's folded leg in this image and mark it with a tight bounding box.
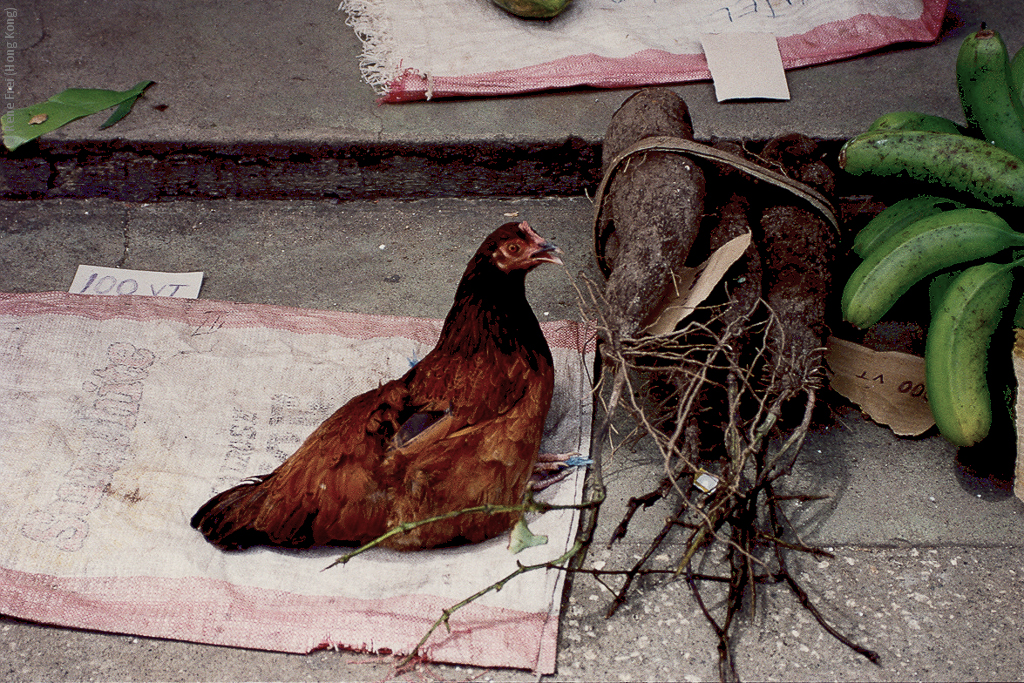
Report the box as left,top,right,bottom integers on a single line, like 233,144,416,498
529,451,590,490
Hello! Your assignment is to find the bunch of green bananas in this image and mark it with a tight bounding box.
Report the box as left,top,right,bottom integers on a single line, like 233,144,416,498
840,26,1024,448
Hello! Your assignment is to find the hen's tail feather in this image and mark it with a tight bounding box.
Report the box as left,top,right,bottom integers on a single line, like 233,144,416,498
190,475,313,550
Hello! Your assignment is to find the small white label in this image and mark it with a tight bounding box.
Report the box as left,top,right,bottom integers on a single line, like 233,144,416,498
695,471,720,494
70,265,204,299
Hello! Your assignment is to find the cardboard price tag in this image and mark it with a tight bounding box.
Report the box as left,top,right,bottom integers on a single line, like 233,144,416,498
70,265,204,299
824,336,934,437
699,32,790,102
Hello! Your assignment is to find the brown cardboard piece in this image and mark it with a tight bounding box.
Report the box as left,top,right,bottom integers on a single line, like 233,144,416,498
641,233,751,336
699,32,790,102
824,336,934,437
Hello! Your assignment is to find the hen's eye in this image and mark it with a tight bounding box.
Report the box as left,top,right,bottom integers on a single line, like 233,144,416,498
507,243,520,254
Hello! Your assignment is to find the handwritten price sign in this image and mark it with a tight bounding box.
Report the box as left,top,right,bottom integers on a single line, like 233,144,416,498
824,336,933,437
70,265,204,299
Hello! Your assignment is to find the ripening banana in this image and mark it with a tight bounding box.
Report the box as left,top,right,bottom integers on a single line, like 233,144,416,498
852,195,965,258
867,111,963,135
957,28,1024,160
925,260,1019,447
839,130,1024,209
842,207,1024,328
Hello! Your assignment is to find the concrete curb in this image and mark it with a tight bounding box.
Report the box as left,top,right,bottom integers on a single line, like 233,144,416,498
1,137,602,200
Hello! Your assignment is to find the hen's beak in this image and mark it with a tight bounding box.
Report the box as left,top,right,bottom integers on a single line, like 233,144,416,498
520,221,564,266
532,240,564,266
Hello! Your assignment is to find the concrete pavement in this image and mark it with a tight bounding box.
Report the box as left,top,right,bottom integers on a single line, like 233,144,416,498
1,0,1023,680
2,196,1021,682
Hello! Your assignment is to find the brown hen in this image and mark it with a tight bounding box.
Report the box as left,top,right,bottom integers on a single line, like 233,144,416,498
191,221,563,550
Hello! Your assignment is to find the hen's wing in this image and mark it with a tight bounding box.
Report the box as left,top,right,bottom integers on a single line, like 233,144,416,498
191,344,553,550
371,348,554,549
190,376,419,549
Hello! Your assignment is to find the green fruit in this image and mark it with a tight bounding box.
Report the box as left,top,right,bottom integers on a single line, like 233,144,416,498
490,0,571,18
1011,45,1024,107
853,195,965,258
1014,290,1024,327
842,208,1024,329
928,270,961,319
839,130,1024,209
867,111,963,135
957,28,1024,159
925,260,1018,446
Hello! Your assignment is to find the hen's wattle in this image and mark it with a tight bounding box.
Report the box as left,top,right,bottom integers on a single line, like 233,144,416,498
190,221,563,550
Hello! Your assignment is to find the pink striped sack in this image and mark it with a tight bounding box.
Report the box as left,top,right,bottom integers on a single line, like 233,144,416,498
339,0,948,102
0,292,594,674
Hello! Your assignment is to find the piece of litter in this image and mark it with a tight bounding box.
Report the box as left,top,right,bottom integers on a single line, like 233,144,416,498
694,470,719,494
564,455,593,469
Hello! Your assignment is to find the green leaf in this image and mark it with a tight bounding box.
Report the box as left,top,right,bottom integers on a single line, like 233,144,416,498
99,97,138,130
3,80,153,151
507,515,548,554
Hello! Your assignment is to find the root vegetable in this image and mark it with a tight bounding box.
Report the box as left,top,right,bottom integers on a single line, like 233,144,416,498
757,134,838,394
597,88,707,337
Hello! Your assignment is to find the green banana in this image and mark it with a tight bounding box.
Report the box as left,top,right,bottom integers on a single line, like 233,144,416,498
1012,45,1024,107
852,195,965,258
839,130,1024,208
957,28,1024,160
842,208,1024,328
925,260,1018,447
1014,288,1024,327
867,111,963,135
490,0,571,18
928,270,961,319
